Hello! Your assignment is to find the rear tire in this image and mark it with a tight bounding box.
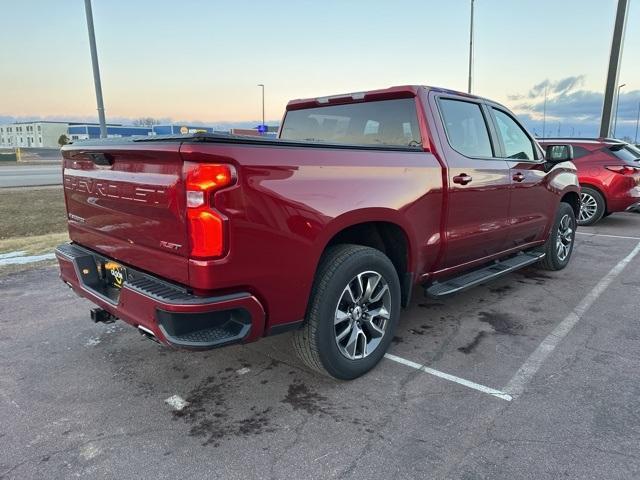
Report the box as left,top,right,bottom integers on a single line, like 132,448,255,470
578,187,605,226
538,202,576,271
292,244,401,380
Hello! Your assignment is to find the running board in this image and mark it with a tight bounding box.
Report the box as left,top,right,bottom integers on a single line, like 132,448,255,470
425,251,545,298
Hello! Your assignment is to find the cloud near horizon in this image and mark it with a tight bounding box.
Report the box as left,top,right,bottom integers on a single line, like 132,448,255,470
508,76,640,138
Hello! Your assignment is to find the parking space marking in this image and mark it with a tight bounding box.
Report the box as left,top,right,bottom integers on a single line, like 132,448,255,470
576,232,640,241
384,353,513,401
504,240,640,398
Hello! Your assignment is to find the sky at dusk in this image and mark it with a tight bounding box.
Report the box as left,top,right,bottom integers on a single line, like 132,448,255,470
1,0,639,138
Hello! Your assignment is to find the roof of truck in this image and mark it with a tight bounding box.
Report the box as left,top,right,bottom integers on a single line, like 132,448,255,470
286,85,488,110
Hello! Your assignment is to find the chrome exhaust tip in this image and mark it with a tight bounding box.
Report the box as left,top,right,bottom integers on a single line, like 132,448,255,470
138,325,159,343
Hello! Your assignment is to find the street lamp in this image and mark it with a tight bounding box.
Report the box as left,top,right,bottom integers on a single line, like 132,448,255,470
635,101,640,144
467,0,474,94
257,84,265,130
613,83,626,138
84,0,107,138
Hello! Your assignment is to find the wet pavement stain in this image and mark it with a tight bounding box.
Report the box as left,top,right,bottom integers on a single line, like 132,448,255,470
516,268,553,285
457,311,522,354
489,285,512,294
392,336,404,344
282,380,331,415
458,331,487,354
173,371,276,447
478,311,521,335
418,302,445,309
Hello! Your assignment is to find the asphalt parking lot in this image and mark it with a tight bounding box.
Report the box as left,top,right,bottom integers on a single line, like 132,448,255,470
1,213,640,480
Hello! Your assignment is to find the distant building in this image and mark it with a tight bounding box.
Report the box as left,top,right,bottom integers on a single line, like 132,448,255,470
0,120,277,148
67,124,151,141
230,126,278,138
150,125,214,135
0,121,69,148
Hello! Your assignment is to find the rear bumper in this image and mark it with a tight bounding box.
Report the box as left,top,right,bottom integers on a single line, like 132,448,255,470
606,185,640,213
55,243,265,349
626,201,640,213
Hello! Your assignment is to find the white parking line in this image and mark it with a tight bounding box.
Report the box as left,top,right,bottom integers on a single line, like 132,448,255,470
576,232,640,241
384,353,513,401
504,240,640,398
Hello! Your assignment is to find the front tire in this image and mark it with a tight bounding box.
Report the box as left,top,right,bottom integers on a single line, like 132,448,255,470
292,244,401,380
539,202,576,271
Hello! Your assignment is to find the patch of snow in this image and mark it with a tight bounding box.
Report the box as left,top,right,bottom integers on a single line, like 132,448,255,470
85,337,101,347
0,252,55,266
0,251,27,259
165,395,189,411
236,367,251,375
79,443,100,460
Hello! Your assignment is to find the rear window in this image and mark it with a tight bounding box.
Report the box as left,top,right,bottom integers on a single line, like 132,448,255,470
608,145,640,165
280,98,422,148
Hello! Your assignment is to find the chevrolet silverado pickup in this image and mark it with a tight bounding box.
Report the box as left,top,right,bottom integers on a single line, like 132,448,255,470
56,85,580,379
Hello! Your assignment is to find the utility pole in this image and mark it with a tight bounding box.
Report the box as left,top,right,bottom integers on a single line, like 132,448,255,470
467,0,474,94
635,102,640,144
613,83,626,138
84,0,107,138
600,0,629,139
257,84,265,129
542,85,548,138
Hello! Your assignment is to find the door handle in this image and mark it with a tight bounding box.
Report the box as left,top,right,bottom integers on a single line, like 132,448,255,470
513,172,525,182
453,174,473,185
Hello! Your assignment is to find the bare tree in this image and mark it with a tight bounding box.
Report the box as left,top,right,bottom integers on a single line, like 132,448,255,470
133,117,160,127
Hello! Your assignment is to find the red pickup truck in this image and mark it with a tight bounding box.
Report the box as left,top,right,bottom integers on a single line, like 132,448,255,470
56,85,580,379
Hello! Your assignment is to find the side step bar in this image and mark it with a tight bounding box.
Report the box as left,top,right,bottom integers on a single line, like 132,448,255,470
425,251,545,298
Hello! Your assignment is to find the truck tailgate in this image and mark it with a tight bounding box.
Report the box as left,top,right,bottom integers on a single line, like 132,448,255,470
62,143,190,285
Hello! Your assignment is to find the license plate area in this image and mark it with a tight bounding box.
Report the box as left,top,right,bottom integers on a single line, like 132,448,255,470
74,253,131,303
103,261,127,290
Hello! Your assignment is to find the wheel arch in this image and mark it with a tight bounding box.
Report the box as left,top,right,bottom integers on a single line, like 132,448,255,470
560,190,580,218
313,209,416,307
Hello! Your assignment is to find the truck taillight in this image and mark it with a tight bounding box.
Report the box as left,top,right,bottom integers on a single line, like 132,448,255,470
185,163,236,258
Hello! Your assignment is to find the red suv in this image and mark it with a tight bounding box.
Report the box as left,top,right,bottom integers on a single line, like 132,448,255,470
540,138,640,225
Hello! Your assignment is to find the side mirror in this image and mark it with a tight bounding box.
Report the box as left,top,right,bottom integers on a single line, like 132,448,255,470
545,144,574,163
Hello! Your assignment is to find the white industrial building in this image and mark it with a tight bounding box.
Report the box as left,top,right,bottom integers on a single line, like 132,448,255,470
0,121,69,148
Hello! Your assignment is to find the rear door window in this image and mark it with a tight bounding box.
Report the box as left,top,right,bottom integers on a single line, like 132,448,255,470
280,98,422,148
438,98,493,158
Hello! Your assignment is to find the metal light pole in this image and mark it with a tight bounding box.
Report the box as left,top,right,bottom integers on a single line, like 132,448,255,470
613,83,626,138
467,0,474,94
542,86,548,138
84,0,107,138
257,84,265,128
634,102,640,144
600,0,629,138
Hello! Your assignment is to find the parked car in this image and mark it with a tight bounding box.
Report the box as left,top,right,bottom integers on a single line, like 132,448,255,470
55,85,579,379
539,138,640,225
